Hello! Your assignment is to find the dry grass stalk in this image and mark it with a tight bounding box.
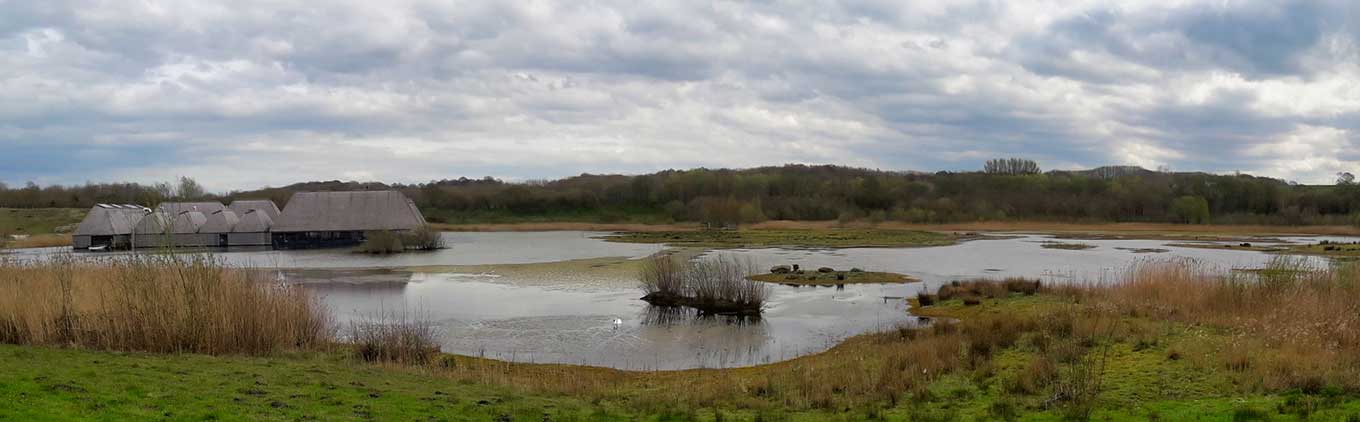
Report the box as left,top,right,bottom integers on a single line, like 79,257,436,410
0,253,333,355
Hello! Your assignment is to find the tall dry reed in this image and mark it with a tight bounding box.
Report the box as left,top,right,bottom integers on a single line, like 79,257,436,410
639,253,770,311
0,253,333,355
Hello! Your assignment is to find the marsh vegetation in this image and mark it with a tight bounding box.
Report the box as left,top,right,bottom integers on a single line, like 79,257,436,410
356,225,446,254
638,253,771,315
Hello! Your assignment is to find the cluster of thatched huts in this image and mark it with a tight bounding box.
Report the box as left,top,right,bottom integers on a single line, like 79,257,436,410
71,191,426,250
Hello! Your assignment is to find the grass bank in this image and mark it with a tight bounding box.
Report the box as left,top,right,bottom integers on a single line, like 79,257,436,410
0,208,86,249
0,208,86,235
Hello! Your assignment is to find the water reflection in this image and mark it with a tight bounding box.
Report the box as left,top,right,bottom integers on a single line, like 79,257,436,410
640,305,763,327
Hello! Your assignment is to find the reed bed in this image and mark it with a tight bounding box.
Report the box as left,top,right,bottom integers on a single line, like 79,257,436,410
0,254,333,355
639,253,771,314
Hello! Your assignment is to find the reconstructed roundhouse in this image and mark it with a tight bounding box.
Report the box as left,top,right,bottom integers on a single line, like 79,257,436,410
70,192,425,251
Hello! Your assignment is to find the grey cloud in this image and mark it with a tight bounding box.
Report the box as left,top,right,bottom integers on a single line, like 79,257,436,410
0,0,1357,190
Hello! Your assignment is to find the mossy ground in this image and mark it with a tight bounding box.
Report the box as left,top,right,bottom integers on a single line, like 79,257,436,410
605,229,957,248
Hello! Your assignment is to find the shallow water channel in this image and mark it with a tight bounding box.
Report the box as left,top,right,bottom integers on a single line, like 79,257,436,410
27,231,1354,369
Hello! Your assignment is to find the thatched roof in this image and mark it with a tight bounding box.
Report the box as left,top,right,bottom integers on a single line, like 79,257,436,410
133,212,172,235
229,200,280,221
171,211,208,234
272,191,426,233
73,204,148,236
158,202,226,216
200,210,240,234
232,209,274,233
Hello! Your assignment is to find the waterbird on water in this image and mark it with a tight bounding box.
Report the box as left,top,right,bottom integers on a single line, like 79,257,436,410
613,318,623,329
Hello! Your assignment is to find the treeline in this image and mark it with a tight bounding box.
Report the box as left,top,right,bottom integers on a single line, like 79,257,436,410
4,164,1360,226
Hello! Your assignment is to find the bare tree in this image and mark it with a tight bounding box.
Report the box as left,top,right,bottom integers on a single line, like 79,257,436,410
177,176,206,200
1338,172,1356,186
983,158,1041,175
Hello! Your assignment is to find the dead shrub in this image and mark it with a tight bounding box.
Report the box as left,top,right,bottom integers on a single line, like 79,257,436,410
349,308,439,365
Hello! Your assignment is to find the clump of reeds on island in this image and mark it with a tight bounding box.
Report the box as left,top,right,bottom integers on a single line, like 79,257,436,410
638,253,771,315
357,225,446,254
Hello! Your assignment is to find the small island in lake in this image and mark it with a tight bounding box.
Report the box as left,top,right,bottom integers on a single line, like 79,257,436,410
749,265,917,285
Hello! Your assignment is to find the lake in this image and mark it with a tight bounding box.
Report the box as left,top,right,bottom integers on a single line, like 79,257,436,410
15,231,1352,369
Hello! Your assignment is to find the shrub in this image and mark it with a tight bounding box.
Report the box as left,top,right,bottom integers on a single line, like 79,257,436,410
403,225,445,251
358,230,404,254
349,309,439,364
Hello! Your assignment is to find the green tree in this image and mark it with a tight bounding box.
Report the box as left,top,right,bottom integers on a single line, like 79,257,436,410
1169,195,1211,224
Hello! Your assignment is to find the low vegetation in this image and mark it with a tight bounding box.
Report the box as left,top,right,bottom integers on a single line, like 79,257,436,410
0,208,85,249
356,226,446,254
1169,240,1360,257
0,208,86,236
750,266,915,285
607,228,957,248
1039,241,1097,250
639,253,770,314
349,309,439,365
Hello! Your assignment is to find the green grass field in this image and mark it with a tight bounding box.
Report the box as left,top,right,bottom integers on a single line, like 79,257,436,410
0,346,636,422
0,208,86,235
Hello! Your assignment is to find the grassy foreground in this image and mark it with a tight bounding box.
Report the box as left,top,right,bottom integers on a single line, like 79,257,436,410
6,294,1359,421
0,345,628,421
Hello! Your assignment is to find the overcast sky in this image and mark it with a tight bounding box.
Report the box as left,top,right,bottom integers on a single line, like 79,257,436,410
1,1,1357,192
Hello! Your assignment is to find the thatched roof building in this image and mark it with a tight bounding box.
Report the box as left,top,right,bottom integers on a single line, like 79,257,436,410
272,191,426,233
228,200,280,221
271,191,426,249
200,210,240,234
228,209,275,246
72,204,149,249
158,202,226,216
